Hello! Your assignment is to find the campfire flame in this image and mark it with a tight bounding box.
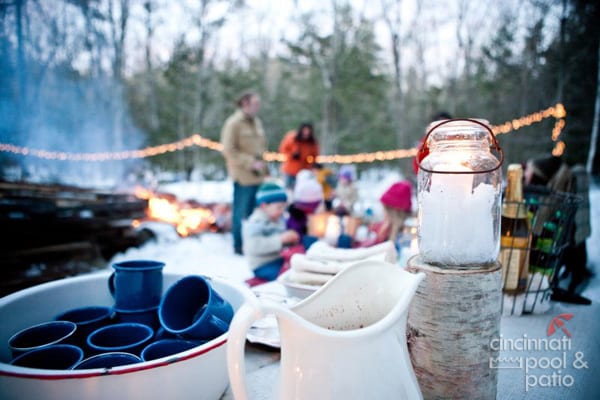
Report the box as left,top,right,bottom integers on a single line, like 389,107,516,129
134,187,215,237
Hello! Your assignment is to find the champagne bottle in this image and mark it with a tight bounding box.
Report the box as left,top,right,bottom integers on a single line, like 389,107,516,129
529,220,556,276
499,164,531,293
530,209,563,276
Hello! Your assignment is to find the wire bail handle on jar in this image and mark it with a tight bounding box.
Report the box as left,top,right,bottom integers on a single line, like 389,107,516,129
416,118,504,174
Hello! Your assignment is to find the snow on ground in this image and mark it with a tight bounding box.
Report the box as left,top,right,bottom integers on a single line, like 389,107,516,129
159,180,234,205
109,228,252,282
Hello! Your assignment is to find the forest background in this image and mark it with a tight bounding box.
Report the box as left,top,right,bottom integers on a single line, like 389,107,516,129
1,0,599,184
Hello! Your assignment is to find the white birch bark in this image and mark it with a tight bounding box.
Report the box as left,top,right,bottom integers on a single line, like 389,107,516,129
407,255,502,400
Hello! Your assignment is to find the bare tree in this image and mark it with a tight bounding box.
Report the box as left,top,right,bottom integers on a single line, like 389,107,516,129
555,0,567,103
302,0,357,155
107,0,131,150
588,39,599,174
5,1,75,135
292,2,338,155
450,0,474,109
108,0,129,80
143,0,159,131
406,0,425,91
15,0,26,120
380,0,405,148
188,0,236,131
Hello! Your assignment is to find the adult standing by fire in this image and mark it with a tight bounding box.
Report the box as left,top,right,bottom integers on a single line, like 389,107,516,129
220,91,268,255
278,122,320,191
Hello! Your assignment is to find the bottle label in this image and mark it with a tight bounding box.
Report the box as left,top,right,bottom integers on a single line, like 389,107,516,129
500,237,529,291
536,238,553,253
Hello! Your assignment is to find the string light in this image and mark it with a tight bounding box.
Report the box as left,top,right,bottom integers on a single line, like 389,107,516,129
0,103,567,164
552,141,566,157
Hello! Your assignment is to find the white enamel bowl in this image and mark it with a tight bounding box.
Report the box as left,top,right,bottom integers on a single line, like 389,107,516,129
0,271,252,400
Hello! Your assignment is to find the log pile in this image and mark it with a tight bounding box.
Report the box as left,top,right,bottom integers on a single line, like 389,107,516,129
0,181,152,296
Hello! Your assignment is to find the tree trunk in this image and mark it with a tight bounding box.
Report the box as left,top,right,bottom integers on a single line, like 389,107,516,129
15,0,25,135
109,0,130,151
381,0,404,149
144,1,159,131
587,38,600,174
555,0,567,103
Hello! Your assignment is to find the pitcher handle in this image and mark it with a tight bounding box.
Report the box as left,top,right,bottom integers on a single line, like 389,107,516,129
108,272,116,298
227,300,295,400
226,302,265,400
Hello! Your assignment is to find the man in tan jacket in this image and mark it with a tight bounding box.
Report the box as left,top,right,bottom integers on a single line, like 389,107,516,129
220,91,268,255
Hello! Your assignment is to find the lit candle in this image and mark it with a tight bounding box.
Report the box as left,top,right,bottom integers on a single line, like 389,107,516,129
308,212,330,237
417,119,503,266
324,215,341,246
418,173,497,265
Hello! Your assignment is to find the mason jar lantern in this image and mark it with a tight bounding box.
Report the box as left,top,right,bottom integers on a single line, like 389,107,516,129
416,118,504,266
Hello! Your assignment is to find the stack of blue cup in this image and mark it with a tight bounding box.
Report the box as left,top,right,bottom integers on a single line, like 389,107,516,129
109,260,165,331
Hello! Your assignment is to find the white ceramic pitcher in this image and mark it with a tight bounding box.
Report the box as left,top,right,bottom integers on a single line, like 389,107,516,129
227,260,425,400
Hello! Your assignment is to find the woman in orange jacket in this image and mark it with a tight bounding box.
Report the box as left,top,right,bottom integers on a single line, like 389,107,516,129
279,122,320,190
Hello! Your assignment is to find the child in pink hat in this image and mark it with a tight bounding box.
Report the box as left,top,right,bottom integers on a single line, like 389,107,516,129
358,180,413,248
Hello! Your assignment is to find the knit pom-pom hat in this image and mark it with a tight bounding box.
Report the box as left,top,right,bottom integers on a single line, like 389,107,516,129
293,174,323,213
256,182,288,205
294,175,323,202
338,165,354,181
296,169,316,183
380,181,412,212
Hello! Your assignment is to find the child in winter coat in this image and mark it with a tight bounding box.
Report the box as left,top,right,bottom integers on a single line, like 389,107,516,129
312,163,336,211
242,182,300,282
286,169,324,248
334,166,358,216
358,180,413,248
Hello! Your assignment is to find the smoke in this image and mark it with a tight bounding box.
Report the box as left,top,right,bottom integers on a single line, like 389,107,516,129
1,66,148,188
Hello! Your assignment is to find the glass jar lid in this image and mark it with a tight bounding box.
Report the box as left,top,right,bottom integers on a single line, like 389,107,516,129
417,118,503,174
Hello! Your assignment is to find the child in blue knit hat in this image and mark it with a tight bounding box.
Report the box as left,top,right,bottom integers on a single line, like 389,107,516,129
242,182,300,282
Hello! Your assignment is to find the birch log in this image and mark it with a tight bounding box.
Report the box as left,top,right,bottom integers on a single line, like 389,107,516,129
407,255,502,400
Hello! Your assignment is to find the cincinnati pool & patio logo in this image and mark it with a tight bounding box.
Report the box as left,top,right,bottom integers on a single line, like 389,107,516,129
488,313,589,392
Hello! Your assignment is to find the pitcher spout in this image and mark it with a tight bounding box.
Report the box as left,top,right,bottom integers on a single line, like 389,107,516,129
291,260,425,334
